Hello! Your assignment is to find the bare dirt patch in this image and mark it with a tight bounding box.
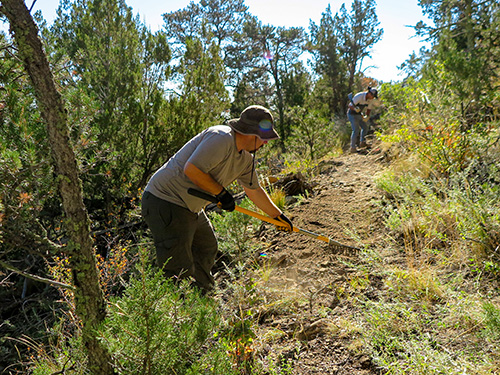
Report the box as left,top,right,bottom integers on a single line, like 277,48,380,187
246,147,391,374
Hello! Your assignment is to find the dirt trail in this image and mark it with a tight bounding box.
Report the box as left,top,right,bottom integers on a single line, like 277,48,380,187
252,148,390,374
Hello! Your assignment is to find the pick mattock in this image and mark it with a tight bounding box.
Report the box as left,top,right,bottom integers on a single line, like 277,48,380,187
187,188,360,253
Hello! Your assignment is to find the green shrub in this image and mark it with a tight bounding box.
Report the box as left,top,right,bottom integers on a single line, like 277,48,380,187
99,255,238,375
209,197,261,262
483,302,500,341
378,79,495,177
285,107,344,160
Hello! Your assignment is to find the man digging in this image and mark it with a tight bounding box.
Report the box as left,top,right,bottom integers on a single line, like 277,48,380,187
141,105,293,293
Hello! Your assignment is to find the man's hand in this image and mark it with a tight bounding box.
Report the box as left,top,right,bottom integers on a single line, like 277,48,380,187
215,188,235,211
362,115,370,122
274,213,293,232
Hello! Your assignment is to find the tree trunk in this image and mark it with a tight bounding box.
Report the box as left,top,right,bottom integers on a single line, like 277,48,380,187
0,1,114,374
272,64,286,139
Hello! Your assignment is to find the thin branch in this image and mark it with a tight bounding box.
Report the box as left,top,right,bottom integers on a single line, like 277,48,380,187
28,0,37,13
0,42,15,51
0,260,75,291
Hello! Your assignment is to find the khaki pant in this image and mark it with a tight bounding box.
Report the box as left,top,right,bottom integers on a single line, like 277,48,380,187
141,191,218,291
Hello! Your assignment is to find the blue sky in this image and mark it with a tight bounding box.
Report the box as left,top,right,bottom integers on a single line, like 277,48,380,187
15,0,431,82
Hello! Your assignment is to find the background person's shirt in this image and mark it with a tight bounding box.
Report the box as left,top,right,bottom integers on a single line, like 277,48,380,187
349,92,374,114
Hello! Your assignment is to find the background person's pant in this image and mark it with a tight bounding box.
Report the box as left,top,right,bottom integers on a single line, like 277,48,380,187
348,112,367,149
141,191,218,291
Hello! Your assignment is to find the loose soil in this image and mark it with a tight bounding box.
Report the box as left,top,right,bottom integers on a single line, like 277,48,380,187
229,146,393,374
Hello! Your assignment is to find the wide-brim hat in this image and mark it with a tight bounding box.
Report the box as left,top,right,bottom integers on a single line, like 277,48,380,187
228,105,280,141
368,88,378,98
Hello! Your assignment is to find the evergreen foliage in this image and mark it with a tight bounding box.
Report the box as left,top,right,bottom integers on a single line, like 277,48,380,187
100,255,238,375
1,0,499,373
307,5,348,114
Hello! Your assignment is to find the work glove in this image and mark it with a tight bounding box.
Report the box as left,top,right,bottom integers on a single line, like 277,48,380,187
362,115,370,123
215,188,235,211
274,213,293,232
354,106,361,113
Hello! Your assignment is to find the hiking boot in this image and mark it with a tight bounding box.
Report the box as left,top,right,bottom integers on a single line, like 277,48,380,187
359,141,371,149
350,147,357,154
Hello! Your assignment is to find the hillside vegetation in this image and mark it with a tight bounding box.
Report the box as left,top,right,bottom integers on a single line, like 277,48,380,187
0,0,499,374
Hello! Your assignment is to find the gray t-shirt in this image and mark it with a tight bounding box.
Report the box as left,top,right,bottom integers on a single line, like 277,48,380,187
144,125,259,213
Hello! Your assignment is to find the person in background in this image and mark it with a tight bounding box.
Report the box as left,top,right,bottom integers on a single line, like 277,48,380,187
141,105,293,293
347,87,378,153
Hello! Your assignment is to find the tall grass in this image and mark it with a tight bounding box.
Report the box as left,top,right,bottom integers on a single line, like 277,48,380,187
377,79,500,273
360,80,500,373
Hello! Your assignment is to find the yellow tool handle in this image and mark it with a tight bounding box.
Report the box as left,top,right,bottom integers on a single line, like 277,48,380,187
187,187,332,245
294,227,331,244
235,205,282,226
235,206,330,244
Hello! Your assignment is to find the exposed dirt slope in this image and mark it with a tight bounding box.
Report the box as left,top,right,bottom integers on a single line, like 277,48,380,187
249,147,390,374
